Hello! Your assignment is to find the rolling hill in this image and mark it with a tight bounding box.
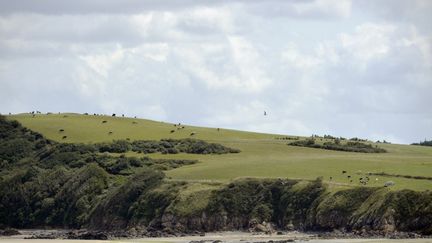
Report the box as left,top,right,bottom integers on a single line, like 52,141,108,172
9,113,432,191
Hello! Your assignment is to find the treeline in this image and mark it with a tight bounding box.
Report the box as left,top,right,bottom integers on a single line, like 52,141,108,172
288,139,386,153
411,140,432,147
95,139,240,155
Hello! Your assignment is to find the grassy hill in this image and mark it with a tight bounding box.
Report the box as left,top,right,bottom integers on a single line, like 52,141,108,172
9,113,432,191
2,113,432,235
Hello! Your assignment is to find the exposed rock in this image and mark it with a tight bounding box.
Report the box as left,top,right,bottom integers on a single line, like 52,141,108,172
0,228,20,236
248,219,274,234
127,227,138,237
66,230,109,240
25,234,57,239
285,222,295,231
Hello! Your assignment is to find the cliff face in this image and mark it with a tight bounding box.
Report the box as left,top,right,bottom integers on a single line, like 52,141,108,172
87,176,432,236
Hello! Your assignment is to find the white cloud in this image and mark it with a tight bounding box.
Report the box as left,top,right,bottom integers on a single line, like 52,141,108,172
173,36,271,93
79,47,124,77
0,1,431,144
293,0,352,18
339,23,396,63
281,42,323,69
399,28,432,68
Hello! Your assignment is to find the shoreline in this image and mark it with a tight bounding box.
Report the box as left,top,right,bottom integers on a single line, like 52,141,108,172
1,230,431,243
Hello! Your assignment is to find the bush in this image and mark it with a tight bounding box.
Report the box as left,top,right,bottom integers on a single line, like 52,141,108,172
289,140,386,153
97,140,131,153
0,138,34,163
99,138,241,155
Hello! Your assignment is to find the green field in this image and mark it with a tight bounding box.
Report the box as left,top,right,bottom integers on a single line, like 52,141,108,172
9,113,432,191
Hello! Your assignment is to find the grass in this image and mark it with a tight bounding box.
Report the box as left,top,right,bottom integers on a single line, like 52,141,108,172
8,113,432,191
10,113,273,143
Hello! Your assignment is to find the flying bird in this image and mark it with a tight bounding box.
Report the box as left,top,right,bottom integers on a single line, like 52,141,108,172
264,111,267,116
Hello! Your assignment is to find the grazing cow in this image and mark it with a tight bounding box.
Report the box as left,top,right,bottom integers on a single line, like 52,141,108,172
112,113,116,117
350,180,353,183
329,177,332,180
342,170,347,174
132,121,137,124
59,129,64,132
347,175,351,178
170,130,175,133
62,136,67,139
217,128,220,131
190,132,196,136
102,121,107,123
108,131,113,135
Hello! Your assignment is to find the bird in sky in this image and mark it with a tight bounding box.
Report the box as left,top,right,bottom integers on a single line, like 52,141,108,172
264,111,267,116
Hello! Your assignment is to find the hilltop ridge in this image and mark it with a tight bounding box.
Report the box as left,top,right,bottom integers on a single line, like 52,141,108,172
7,113,432,191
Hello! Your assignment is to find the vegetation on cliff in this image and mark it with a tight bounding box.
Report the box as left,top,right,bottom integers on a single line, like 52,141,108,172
0,115,224,228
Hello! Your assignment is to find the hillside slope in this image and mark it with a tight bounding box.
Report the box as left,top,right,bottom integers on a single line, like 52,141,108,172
1,114,432,237
11,113,274,143
9,113,432,191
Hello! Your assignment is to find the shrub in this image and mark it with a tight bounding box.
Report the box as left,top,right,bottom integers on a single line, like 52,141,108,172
96,140,131,153
0,138,34,163
289,140,386,153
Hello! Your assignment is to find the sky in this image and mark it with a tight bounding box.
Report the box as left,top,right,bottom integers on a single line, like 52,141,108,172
0,0,431,144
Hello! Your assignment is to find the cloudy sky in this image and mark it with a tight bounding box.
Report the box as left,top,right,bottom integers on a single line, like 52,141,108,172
1,0,431,144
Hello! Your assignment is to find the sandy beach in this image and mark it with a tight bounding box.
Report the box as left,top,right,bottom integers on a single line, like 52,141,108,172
1,231,431,243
